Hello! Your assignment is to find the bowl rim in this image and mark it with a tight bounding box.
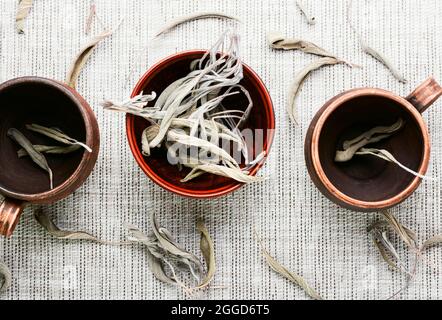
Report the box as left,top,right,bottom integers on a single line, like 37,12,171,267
0,76,99,202
126,50,275,198
310,87,430,210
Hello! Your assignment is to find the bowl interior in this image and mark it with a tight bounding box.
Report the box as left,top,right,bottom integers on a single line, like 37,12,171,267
318,94,425,202
128,51,274,197
0,79,86,195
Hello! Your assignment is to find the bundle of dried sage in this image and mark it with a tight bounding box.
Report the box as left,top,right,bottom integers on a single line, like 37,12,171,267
127,213,215,293
16,0,33,34
369,210,442,299
0,261,12,293
103,31,265,184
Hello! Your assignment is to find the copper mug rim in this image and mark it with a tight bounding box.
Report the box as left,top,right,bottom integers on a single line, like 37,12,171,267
0,76,100,236
306,77,442,212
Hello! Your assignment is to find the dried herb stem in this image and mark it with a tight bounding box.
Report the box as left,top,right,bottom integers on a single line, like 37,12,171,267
0,261,12,293
155,12,240,37
8,128,53,189
16,0,33,34
254,228,323,300
346,0,407,83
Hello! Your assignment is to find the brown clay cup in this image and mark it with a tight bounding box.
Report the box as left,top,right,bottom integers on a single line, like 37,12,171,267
0,77,100,236
305,77,442,212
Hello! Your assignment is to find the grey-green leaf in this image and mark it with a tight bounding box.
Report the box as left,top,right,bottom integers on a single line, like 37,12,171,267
254,229,323,300
34,209,124,245
195,220,216,290
8,128,53,189
26,124,92,152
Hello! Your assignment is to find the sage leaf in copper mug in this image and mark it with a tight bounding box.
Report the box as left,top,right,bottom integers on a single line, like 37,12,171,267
26,124,92,152
8,128,53,189
17,145,81,158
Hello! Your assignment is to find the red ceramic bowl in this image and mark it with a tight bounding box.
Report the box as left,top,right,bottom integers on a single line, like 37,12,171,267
126,50,275,198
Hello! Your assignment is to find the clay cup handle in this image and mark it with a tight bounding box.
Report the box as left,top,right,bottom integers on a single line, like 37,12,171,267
406,77,442,113
0,198,25,237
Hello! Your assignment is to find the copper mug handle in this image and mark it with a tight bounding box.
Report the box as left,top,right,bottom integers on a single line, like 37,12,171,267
0,198,25,237
406,77,442,113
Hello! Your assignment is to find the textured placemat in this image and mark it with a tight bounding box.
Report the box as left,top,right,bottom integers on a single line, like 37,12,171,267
0,0,441,300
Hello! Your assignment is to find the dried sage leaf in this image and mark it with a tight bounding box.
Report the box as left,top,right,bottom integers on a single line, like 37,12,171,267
421,235,442,251
379,210,417,250
66,30,113,89
150,213,202,274
181,164,264,184
34,209,126,245
295,0,316,25
194,220,215,290
155,12,240,37
342,119,404,150
346,0,406,83
356,148,433,180
0,261,12,293
334,118,404,162
288,57,342,125
8,128,53,189
254,229,323,300
26,124,92,152
267,32,358,68
18,145,80,158
16,0,33,34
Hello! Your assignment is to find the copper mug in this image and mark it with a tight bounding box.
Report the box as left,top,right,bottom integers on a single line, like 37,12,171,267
305,77,442,212
0,77,100,236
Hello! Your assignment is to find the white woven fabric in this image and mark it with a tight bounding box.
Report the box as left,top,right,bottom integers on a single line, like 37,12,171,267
1,0,441,300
